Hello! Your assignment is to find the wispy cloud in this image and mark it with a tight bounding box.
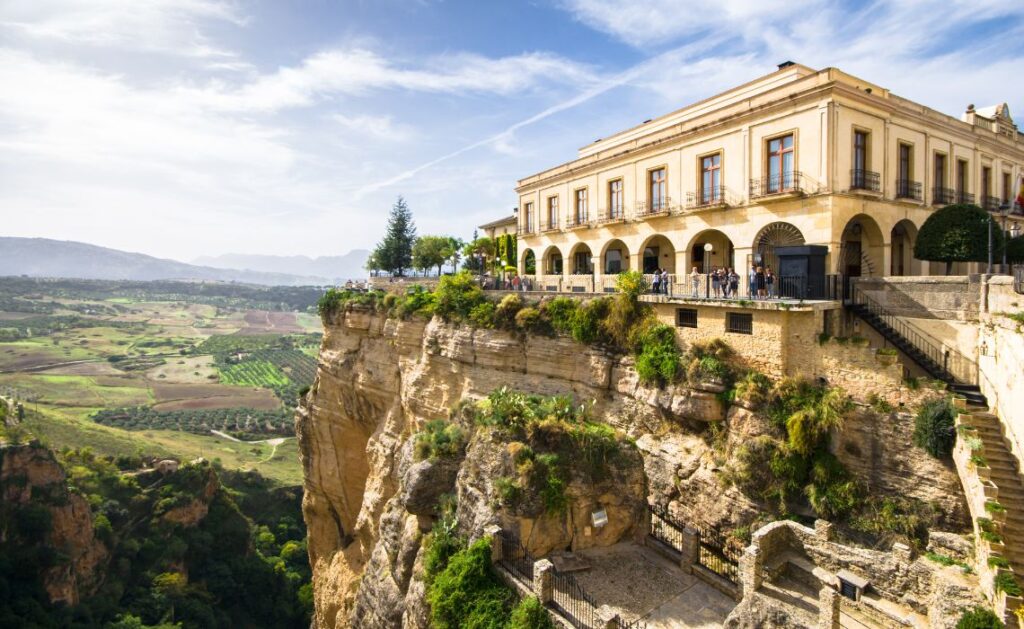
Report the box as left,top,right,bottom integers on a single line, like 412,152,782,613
331,113,415,142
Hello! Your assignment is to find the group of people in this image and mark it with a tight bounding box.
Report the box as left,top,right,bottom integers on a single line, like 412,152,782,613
685,264,777,299
649,268,671,294
497,274,532,291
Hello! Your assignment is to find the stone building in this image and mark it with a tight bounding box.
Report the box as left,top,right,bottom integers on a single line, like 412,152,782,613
515,62,1024,288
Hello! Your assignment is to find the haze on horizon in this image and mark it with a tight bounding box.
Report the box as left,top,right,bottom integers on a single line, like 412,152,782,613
2,0,1023,264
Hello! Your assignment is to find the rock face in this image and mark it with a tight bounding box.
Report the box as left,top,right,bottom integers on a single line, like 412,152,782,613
299,307,973,628
0,443,108,606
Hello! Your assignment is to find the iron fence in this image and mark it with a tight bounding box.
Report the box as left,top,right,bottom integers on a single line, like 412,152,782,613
932,186,955,205
551,569,600,629
498,530,535,586
685,187,728,208
692,522,740,584
635,197,673,217
850,169,880,192
614,616,649,629
895,179,922,201
648,503,686,554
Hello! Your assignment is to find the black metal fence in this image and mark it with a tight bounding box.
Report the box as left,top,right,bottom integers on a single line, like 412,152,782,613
614,616,649,629
498,530,535,586
850,169,880,192
692,522,740,584
750,171,806,198
551,570,600,629
648,503,685,554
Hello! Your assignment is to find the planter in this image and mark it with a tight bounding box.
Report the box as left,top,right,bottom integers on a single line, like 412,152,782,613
954,396,968,411
875,353,898,366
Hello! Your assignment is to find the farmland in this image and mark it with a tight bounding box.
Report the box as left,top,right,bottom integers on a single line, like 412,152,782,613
0,277,325,485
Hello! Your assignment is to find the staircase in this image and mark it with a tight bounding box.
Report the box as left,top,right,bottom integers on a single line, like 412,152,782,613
848,286,986,406
970,410,1024,575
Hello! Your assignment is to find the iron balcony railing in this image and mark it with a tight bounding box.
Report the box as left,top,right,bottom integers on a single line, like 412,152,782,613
598,206,626,222
685,187,727,209
956,191,976,205
564,212,590,229
750,171,804,198
519,223,535,235
539,222,560,233
982,195,1002,211
896,179,922,201
932,187,956,205
850,169,881,192
635,197,672,217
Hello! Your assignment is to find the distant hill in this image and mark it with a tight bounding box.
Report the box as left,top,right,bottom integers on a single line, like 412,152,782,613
193,250,369,282
0,237,329,286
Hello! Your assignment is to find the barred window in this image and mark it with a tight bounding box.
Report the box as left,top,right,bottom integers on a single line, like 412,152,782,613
726,312,753,335
676,308,698,328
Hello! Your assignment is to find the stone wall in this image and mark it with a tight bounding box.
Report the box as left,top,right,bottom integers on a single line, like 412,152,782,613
854,276,980,321
978,276,1024,468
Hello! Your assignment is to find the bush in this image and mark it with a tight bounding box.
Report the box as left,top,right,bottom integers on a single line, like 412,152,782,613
413,420,466,461
397,285,437,319
508,597,554,629
469,302,496,328
634,321,682,386
571,298,611,345
514,307,546,334
434,272,485,321
427,538,513,629
494,294,523,329
913,397,957,458
996,572,1022,596
544,297,578,334
956,607,1004,629
915,204,1003,275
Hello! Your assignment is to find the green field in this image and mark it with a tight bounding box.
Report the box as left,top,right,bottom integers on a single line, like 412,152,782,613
0,277,324,486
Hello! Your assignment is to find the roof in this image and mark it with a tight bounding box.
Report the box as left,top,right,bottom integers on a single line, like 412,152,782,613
478,215,516,230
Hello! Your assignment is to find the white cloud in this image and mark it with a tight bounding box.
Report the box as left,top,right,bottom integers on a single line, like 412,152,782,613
0,0,245,58
331,113,414,142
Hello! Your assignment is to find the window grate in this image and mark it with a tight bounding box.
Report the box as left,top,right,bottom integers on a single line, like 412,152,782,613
726,312,753,335
676,308,698,328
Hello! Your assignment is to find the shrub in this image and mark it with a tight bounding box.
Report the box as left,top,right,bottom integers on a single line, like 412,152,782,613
997,572,1023,596
427,538,513,629
423,498,462,584
955,607,1005,629
634,322,682,386
514,307,547,334
850,496,935,548
989,556,1010,569
413,420,466,461
317,288,346,319
913,397,957,458
469,302,496,328
434,272,485,321
544,297,578,334
508,596,554,629
733,371,772,407
493,294,523,329
571,298,611,345
915,204,1005,275
397,285,437,319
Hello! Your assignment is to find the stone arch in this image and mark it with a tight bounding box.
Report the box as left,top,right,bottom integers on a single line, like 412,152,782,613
890,219,919,276
686,229,735,273
600,239,630,274
639,234,677,274
520,248,536,275
752,222,806,272
839,214,885,278
568,242,595,275
541,245,564,276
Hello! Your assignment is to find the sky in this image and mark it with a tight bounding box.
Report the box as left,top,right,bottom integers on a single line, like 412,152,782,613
2,0,1024,263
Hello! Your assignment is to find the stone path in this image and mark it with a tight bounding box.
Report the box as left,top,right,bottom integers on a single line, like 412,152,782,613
570,543,736,628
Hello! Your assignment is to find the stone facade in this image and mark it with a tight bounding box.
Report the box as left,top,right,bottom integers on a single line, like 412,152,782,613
854,276,981,321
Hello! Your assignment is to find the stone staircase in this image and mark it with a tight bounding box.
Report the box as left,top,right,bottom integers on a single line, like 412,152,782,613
968,410,1024,576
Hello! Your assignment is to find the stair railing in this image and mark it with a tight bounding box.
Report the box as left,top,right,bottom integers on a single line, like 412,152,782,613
851,284,978,385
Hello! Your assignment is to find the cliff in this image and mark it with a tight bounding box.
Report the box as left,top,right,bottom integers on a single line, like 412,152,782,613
299,306,972,628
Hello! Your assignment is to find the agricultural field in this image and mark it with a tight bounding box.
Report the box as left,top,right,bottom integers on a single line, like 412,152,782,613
0,277,326,485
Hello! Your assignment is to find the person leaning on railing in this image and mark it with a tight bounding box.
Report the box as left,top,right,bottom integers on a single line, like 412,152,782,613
690,267,700,298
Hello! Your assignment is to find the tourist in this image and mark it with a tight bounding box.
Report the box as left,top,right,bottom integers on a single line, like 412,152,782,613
651,269,661,294
689,266,700,298
660,268,669,295
729,268,740,298
765,267,775,299
756,266,766,299
511,274,521,291
721,268,731,298
748,263,758,297
711,267,721,298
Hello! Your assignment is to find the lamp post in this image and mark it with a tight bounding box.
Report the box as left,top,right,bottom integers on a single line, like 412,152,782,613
703,242,713,298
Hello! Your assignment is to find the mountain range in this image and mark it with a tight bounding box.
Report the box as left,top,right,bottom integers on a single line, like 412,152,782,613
0,237,365,286
193,251,369,282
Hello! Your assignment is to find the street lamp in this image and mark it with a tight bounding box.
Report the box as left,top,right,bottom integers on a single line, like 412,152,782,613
703,242,713,298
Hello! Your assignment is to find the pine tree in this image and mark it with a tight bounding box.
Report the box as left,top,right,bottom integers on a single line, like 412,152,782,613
376,196,417,276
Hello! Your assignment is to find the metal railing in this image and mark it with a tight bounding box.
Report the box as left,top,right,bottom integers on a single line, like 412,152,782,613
551,570,600,629
565,212,590,229
850,169,880,192
635,197,672,217
851,284,978,385
750,171,805,198
598,206,626,222
692,522,740,584
685,187,727,209
982,195,1002,211
896,179,922,201
1015,267,1024,295
932,186,955,205
956,191,976,204
540,222,560,233
519,223,536,235
498,529,535,585
649,503,686,553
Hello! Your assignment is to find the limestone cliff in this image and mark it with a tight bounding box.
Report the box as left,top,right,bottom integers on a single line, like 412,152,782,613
298,306,971,628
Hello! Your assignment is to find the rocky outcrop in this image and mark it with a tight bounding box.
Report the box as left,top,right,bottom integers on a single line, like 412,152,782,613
0,443,107,606
299,307,974,628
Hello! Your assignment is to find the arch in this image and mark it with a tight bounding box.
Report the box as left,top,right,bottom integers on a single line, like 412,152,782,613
541,245,564,276
639,234,677,274
568,242,594,275
520,248,537,275
752,222,806,272
839,214,885,278
890,219,919,276
600,239,631,274
686,229,735,273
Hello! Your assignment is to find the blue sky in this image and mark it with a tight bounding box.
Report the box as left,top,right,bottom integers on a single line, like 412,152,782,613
2,0,1023,262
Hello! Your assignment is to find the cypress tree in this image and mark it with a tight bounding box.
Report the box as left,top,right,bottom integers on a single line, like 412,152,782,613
376,196,416,276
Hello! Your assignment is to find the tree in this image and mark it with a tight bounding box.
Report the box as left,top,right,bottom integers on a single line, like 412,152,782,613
914,204,1004,275
413,236,451,276
444,237,464,274
152,572,188,623
1007,234,1024,265
374,196,417,276
463,236,495,279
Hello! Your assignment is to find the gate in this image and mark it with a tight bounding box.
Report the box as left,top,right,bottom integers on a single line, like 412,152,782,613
551,570,600,629
648,503,685,554
498,529,535,586
692,522,740,584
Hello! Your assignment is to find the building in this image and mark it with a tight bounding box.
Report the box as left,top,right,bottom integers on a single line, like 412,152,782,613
478,214,517,240
515,62,1024,291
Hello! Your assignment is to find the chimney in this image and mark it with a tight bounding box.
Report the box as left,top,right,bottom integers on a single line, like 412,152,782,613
777,61,796,70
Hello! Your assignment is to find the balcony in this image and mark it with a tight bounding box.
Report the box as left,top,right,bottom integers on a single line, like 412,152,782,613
956,191,976,205
518,223,536,236
634,197,673,219
895,179,922,201
564,212,591,230
981,195,1002,211
596,207,626,225
539,222,560,233
932,187,955,205
750,171,805,199
850,169,881,193
684,187,728,211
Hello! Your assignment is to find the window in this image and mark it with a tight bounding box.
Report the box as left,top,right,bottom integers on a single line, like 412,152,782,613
524,202,534,232
608,179,623,218
726,312,753,335
676,308,698,328
956,159,969,200
934,153,946,187
574,188,588,223
1004,172,1013,203
767,134,795,192
701,154,721,204
897,143,913,197
547,196,558,229
649,168,666,210
853,130,868,172
982,166,992,203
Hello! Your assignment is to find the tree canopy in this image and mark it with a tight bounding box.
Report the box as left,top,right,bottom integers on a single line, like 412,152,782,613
372,197,417,276
413,235,451,276
1007,234,1024,264
914,203,1003,275
462,236,495,276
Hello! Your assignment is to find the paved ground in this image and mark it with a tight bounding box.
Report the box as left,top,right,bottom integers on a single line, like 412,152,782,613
570,543,736,628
